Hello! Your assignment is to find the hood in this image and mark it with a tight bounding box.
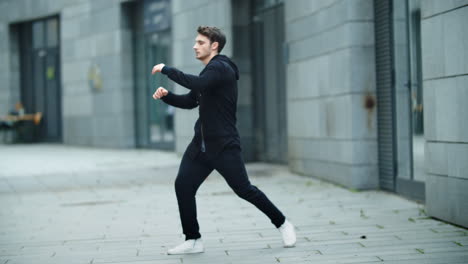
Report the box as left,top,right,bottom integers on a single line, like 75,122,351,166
213,55,239,80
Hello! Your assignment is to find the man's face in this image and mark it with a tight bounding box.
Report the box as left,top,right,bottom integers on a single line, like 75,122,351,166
193,34,216,61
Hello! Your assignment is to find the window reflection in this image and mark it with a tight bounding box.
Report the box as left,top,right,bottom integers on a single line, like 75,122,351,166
393,0,425,183
32,21,44,49
47,18,58,47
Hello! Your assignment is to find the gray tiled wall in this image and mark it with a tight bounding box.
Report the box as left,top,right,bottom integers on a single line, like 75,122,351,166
422,1,468,227
285,0,378,189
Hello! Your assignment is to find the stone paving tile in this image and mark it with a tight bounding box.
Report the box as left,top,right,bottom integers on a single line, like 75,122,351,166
0,145,467,264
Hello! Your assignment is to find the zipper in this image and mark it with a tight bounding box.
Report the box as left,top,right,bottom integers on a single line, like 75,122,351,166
199,92,206,152
201,123,206,152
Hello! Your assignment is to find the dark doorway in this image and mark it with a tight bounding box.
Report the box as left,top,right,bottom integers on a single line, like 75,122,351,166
18,16,62,142
251,1,287,163
126,0,175,150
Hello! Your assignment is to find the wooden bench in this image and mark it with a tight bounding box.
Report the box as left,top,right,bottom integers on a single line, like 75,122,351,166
2,112,42,124
0,112,43,143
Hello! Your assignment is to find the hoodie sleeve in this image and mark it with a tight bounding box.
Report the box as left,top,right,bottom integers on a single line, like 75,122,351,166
161,90,198,109
161,64,222,94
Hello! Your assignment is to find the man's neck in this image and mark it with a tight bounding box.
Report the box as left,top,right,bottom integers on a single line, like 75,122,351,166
202,52,219,65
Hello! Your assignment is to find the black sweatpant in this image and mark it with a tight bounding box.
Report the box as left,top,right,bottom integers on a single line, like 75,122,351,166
174,146,286,240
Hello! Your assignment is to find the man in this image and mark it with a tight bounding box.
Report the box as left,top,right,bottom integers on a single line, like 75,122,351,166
152,26,296,255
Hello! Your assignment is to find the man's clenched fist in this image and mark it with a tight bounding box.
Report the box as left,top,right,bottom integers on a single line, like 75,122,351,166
152,63,165,75
153,87,168,100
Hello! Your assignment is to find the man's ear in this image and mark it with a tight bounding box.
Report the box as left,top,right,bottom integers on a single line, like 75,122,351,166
211,41,219,52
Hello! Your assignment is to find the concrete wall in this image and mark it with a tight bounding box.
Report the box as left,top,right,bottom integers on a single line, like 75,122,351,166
0,0,135,147
285,0,379,189
421,1,468,227
170,0,232,155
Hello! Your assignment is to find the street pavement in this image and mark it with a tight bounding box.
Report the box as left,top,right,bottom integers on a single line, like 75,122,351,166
0,144,467,264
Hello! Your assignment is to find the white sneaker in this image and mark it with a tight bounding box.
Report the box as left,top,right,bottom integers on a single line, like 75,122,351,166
167,239,204,255
278,220,296,247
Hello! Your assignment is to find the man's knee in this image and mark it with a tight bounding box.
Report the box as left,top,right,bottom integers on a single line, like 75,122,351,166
234,184,261,200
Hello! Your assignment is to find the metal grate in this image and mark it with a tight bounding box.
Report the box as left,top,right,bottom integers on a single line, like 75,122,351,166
374,0,396,191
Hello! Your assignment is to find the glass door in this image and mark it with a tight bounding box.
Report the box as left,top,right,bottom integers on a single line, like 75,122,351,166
20,16,62,142
393,0,425,201
146,31,174,148
408,1,425,184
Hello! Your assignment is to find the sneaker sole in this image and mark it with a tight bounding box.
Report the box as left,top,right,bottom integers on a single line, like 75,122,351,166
167,250,204,255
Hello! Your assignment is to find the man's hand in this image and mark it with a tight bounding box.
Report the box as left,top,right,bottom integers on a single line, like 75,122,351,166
153,87,168,100
152,63,165,75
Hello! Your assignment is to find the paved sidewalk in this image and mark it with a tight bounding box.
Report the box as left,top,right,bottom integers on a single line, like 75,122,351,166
0,144,467,264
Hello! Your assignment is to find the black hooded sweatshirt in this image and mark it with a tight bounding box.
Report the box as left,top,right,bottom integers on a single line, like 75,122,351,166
161,55,241,160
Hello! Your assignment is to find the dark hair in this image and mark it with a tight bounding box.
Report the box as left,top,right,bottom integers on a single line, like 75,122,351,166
197,26,226,53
